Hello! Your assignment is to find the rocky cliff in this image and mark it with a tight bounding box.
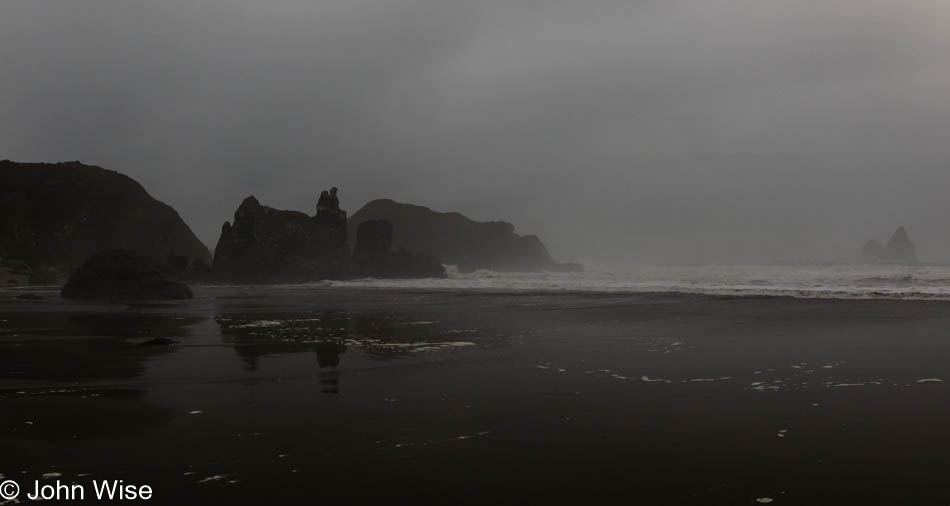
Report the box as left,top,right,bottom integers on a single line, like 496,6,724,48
348,199,581,272
0,160,210,282
212,195,353,282
212,192,445,282
352,220,445,278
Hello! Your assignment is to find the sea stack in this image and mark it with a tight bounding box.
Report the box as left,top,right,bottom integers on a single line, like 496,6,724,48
861,240,885,262
211,193,353,283
210,188,444,282
861,226,918,263
885,226,917,262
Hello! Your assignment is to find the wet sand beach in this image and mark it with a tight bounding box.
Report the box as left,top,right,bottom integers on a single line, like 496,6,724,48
3,286,950,505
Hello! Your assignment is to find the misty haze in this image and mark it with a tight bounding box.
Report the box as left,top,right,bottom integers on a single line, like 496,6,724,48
3,1,950,505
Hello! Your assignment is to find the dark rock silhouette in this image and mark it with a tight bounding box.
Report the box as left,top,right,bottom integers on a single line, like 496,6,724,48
0,160,210,283
352,220,445,278
316,187,347,224
885,226,917,262
349,199,581,272
212,193,354,282
861,226,918,263
212,191,447,282
61,250,193,300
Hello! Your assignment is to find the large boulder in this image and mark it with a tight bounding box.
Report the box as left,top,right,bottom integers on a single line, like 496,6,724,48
0,161,211,280
61,250,193,300
352,220,445,278
211,194,354,283
349,199,581,273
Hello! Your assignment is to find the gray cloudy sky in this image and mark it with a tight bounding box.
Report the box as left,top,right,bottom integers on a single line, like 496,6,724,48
3,0,950,265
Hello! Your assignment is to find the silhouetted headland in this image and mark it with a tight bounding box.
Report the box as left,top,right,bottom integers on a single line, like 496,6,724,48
349,198,582,273
0,160,210,284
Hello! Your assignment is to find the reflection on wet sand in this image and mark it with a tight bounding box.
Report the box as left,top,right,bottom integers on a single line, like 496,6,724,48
216,310,483,370
0,311,204,382
216,309,487,395
0,303,204,445
0,388,176,441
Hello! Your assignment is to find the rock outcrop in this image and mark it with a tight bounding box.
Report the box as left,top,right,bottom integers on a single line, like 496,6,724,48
61,250,193,300
352,220,445,278
349,199,581,273
861,226,918,263
212,191,447,282
212,194,354,282
885,226,917,262
0,160,211,283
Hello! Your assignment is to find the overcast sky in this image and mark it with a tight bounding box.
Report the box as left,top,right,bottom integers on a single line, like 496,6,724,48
3,0,950,265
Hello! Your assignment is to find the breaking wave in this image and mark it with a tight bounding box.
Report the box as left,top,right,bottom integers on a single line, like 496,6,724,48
327,264,950,301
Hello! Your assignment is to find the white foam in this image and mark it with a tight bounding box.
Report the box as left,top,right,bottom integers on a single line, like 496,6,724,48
322,264,950,301
916,378,943,383
230,320,284,328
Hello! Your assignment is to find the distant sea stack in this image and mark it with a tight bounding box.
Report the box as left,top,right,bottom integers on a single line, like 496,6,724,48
861,226,918,263
212,189,444,282
0,160,211,284
348,199,582,273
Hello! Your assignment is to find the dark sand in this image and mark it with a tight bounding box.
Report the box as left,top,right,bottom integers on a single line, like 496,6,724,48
3,287,950,505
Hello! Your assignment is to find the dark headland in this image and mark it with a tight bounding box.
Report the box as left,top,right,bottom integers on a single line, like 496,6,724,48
0,161,577,294
349,198,582,273
0,160,210,285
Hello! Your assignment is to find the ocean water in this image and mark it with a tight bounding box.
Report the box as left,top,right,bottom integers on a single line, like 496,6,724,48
323,264,950,300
